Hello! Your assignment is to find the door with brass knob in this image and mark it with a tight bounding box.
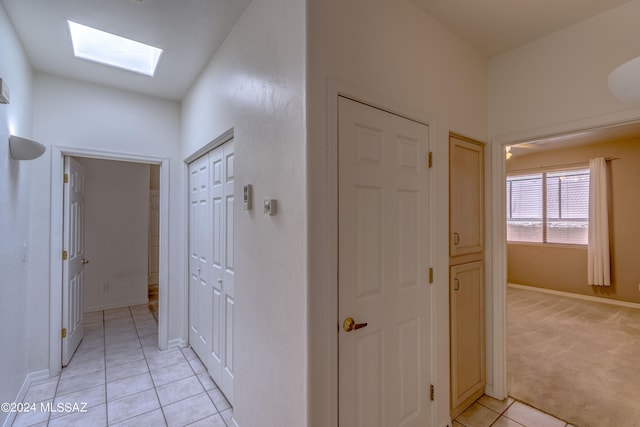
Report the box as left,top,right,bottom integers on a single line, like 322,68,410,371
338,96,432,426
343,317,367,332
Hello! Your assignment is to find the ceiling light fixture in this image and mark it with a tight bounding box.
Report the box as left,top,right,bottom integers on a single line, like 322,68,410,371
67,21,162,76
608,56,640,105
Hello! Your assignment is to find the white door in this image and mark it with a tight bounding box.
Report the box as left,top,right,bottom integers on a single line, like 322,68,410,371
209,141,235,402
62,157,87,366
189,156,212,363
338,97,431,426
188,140,235,404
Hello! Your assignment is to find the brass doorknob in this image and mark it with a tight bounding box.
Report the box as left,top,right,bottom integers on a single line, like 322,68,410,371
82,258,90,265
343,317,368,332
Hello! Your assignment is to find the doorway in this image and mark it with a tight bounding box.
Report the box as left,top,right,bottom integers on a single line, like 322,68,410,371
496,120,640,425
62,156,159,363
50,147,170,376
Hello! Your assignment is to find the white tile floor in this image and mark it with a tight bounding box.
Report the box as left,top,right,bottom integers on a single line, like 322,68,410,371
454,395,575,427
11,304,573,427
11,305,233,427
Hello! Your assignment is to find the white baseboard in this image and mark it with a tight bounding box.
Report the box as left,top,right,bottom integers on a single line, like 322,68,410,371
167,338,186,349
2,370,52,427
84,298,149,313
508,283,640,310
26,369,51,384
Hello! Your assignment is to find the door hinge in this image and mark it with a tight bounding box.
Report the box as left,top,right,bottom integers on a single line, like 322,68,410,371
63,173,69,183
61,328,67,338
428,152,433,168
430,384,435,401
62,250,68,261
429,267,434,284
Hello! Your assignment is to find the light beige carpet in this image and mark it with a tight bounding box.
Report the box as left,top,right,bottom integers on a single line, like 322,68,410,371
508,286,640,427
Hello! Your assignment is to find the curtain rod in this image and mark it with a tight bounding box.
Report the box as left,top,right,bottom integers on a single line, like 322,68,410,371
507,157,619,174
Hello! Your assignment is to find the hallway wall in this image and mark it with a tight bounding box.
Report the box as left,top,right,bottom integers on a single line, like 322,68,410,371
181,0,306,425
489,0,640,138
79,157,150,312
307,0,488,424
0,3,35,425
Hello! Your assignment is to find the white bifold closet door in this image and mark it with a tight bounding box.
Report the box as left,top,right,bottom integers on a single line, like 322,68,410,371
189,139,235,404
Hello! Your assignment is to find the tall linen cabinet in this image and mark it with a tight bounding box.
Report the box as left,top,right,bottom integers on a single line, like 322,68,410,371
449,133,485,418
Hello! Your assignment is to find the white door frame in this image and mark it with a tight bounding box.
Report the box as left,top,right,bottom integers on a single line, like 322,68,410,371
489,109,640,401
327,80,438,426
49,146,171,376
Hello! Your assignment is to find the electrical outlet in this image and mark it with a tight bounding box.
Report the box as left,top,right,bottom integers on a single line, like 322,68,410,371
103,283,110,293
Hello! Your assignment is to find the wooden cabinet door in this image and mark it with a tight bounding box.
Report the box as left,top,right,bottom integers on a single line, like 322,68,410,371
450,136,484,257
450,261,485,418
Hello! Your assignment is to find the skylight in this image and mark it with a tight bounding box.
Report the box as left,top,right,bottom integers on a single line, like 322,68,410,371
68,21,162,76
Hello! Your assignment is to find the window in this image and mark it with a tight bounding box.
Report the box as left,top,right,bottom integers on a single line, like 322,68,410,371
68,21,163,76
507,168,589,245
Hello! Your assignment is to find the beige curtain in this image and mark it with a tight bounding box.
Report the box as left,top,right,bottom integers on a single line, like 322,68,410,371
588,157,611,286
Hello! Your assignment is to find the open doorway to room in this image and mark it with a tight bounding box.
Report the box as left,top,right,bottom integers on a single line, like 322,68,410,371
503,122,640,426
50,147,170,378
61,156,160,366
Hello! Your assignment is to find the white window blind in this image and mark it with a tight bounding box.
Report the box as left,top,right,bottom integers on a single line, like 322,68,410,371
506,173,543,242
507,168,589,245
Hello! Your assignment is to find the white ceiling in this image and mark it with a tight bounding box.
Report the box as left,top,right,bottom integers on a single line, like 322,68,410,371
510,121,640,158
2,0,635,102
1,0,252,101
411,0,633,57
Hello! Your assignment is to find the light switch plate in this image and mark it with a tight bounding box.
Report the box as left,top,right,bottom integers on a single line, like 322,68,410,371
264,199,277,216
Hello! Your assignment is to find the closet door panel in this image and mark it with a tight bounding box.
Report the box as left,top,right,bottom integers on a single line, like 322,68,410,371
189,139,235,405
450,136,484,257
450,261,485,417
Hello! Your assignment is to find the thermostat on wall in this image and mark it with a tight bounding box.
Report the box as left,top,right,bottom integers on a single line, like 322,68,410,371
243,184,252,210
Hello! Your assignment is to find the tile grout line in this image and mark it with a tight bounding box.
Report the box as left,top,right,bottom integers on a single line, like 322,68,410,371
180,346,224,426
46,309,107,426
132,305,169,427
508,397,571,427
103,306,158,426
44,363,63,426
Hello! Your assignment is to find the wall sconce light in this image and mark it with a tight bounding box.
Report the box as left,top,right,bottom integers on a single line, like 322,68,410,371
505,146,512,160
608,56,640,105
9,135,47,160
0,78,9,104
